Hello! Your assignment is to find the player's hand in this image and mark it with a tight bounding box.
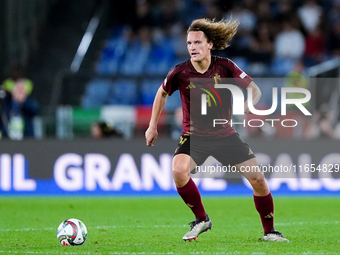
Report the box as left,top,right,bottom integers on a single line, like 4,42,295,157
145,126,158,146
244,104,253,114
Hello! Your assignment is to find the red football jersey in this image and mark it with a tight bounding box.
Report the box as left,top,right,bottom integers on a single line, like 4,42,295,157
162,55,253,137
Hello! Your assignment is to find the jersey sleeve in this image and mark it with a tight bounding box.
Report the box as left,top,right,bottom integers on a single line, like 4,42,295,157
162,66,179,96
229,59,253,90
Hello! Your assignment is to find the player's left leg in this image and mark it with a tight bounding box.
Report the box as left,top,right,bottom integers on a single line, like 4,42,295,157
236,158,289,242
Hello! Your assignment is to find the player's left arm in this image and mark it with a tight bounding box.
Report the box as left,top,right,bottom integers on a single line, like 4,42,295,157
244,81,262,114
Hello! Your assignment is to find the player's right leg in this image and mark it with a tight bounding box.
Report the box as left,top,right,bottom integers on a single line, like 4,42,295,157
172,153,212,241
237,158,288,242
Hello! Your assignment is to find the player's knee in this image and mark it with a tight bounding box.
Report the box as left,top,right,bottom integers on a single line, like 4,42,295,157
172,168,190,188
172,158,190,176
248,177,268,191
172,168,187,179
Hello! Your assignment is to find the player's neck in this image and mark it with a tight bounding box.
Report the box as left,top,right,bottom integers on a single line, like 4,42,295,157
190,56,211,74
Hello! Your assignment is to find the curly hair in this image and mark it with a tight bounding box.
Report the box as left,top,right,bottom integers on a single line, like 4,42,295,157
187,18,239,50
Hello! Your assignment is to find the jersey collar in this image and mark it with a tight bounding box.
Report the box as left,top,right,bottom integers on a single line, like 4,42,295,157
189,56,214,74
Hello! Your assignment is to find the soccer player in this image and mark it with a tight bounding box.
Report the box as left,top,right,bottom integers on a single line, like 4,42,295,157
145,18,288,242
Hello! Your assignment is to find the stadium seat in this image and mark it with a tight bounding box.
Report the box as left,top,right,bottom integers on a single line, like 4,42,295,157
81,79,113,107
232,57,249,72
164,91,181,111
96,35,129,75
140,80,161,106
271,58,295,75
145,44,175,75
109,80,138,105
120,41,151,75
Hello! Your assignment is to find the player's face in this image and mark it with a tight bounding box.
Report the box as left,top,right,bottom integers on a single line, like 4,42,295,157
187,31,213,62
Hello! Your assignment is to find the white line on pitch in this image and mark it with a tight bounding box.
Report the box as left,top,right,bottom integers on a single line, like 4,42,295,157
275,221,339,226
1,221,337,233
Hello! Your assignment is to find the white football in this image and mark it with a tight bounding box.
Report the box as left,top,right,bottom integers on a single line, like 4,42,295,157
57,218,88,246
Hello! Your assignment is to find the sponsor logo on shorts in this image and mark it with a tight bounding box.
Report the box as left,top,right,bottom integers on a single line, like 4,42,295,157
179,136,187,145
249,148,254,155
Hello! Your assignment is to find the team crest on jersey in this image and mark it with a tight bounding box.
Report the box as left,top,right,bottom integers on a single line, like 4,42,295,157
213,74,221,84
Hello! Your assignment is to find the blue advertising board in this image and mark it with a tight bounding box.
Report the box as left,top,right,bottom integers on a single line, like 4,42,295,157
0,138,339,196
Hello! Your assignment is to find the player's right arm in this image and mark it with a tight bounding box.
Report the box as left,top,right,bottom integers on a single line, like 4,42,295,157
145,85,168,146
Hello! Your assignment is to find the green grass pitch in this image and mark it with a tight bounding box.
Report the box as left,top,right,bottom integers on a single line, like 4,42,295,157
0,196,339,254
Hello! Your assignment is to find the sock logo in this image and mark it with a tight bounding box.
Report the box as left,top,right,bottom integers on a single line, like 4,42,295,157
186,203,194,208
264,212,274,219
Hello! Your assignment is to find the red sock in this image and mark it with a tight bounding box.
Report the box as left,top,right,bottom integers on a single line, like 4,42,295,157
253,193,274,234
177,178,206,221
